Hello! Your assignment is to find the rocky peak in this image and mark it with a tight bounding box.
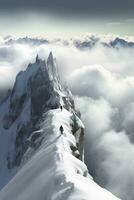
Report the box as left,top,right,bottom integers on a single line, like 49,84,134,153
1,52,78,169
35,54,40,64
47,51,54,65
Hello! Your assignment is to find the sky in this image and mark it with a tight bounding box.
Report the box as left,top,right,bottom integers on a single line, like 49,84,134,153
0,0,134,37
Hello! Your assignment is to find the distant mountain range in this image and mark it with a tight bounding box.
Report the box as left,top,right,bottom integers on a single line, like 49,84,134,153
4,35,134,49
74,36,134,49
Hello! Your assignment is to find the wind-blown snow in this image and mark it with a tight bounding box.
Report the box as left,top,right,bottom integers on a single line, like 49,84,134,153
0,108,120,200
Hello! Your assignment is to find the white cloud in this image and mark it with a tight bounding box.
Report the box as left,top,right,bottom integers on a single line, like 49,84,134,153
74,94,134,200
68,63,134,200
125,18,134,23
107,22,122,26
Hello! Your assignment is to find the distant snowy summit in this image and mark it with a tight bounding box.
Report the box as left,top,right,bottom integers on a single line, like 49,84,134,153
0,53,121,200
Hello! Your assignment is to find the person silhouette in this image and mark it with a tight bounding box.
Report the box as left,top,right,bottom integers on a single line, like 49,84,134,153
60,125,64,135
60,105,63,111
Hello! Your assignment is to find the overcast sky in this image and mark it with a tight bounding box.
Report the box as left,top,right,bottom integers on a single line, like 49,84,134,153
0,0,134,37
0,0,133,13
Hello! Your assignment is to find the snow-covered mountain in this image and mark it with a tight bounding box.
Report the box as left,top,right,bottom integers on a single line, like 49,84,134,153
0,52,120,200
73,36,100,49
4,35,134,50
5,36,49,46
104,37,134,48
74,36,134,49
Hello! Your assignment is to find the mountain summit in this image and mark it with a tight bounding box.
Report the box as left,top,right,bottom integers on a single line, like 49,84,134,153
0,53,120,200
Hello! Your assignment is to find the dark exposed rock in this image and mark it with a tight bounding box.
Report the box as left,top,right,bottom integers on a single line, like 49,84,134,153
70,145,78,152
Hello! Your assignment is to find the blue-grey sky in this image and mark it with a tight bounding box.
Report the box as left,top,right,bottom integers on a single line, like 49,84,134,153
0,0,134,37
0,0,133,13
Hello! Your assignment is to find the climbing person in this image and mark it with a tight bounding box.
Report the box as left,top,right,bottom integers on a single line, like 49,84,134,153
60,105,63,111
60,125,64,135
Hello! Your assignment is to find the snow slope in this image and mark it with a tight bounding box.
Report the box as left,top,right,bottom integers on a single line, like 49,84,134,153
0,108,120,200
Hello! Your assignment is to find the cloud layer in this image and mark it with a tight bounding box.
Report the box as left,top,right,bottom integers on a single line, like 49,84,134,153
67,47,134,199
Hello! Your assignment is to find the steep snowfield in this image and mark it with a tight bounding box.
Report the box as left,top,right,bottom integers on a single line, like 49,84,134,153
0,108,120,200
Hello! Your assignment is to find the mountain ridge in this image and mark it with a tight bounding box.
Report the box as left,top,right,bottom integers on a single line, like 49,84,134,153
0,53,121,200
0,52,82,188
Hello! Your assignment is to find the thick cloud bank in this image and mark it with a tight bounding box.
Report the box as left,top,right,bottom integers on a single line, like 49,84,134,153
1,35,134,199
70,70,134,199
67,47,134,199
